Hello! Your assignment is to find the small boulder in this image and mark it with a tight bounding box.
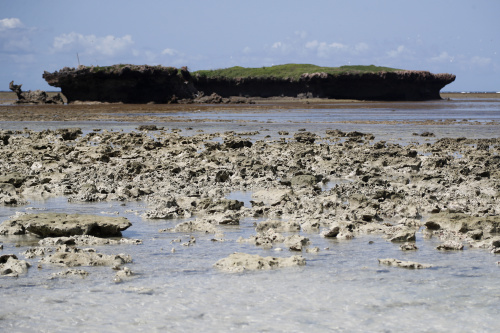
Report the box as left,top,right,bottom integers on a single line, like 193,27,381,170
214,252,306,272
378,258,432,269
436,240,464,251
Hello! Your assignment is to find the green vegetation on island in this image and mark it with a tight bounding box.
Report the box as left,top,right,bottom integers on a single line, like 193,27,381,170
193,64,402,80
67,63,403,80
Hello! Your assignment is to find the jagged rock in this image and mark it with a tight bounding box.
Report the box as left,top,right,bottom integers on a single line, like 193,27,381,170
0,182,27,206
38,235,142,246
0,213,131,237
294,132,317,144
167,219,218,234
0,254,31,276
40,245,132,267
284,234,309,251
424,213,500,234
56,128,82,141
400,242,418,251
321,223,354,240
436,240,464,250
238,228,285,248
223,137,253,149
291,174,319,187
23,247,53,259
300,219,321,232
252,189,291,206
387,227,416,242
114,267,134,283
378,258,432,269
255,219,300,232
50,269,89,279
9,81,63,104
214,252,306,272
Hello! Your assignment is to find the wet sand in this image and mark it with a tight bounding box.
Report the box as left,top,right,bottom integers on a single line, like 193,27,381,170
0,92,497,122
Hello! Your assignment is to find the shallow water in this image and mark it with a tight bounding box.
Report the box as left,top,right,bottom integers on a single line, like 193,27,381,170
1,98,500,332
2,197,499,332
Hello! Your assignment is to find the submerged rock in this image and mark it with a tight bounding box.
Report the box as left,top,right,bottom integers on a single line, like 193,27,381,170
214,252,306,272
50,269,89,279
378,258,432,269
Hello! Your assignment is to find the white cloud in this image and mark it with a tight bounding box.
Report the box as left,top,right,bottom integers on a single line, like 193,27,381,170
0,18,23,31
161,48,178,56
305,40,318,49
305,40,357,58
0,18,33,53
52,32,134,56
387,45,406,58
242,46,251,54
470,56,491,66
272,41,283,49
430,51,454,63
355,42,369,52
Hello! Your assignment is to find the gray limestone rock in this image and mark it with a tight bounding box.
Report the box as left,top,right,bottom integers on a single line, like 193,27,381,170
378,258,432,269
40,245,132,267
0,213,131,237
0,254,31,277
214,252,306,272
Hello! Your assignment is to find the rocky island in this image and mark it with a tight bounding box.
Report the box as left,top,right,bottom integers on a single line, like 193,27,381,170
42,64,455,103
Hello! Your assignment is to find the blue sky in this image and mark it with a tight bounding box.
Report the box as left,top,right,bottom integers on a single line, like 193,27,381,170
1,0,499,91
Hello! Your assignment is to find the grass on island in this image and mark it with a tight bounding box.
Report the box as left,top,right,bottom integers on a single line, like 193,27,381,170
193,64,402,80
77,63,403,80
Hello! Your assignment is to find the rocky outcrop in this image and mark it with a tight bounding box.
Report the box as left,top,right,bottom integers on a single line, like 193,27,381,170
40,244,132,267
0,213,132,237
1,254,31,277
214,252,306,272
43,65,455,103
43,65,198,103
193,71,456,101
9,81,63,104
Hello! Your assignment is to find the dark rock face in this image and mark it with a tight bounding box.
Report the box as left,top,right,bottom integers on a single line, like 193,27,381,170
43,65,198,104
194,71,456,101
9,81,63,104
43,65,456,103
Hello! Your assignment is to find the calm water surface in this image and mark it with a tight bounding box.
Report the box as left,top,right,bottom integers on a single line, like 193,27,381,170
1,97,500,332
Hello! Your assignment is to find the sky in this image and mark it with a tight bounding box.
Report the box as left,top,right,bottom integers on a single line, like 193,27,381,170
1,0,499,92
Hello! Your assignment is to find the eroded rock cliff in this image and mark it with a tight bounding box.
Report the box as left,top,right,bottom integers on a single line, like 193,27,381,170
193,71,456,100
43,65,455,103
43,65,197,104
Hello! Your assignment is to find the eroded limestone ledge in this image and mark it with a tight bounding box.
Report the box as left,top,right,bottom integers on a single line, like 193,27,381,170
214,252,306,272
0,213,132,237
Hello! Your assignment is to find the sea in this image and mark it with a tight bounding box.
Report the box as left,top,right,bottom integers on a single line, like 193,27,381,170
1,94,500,332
